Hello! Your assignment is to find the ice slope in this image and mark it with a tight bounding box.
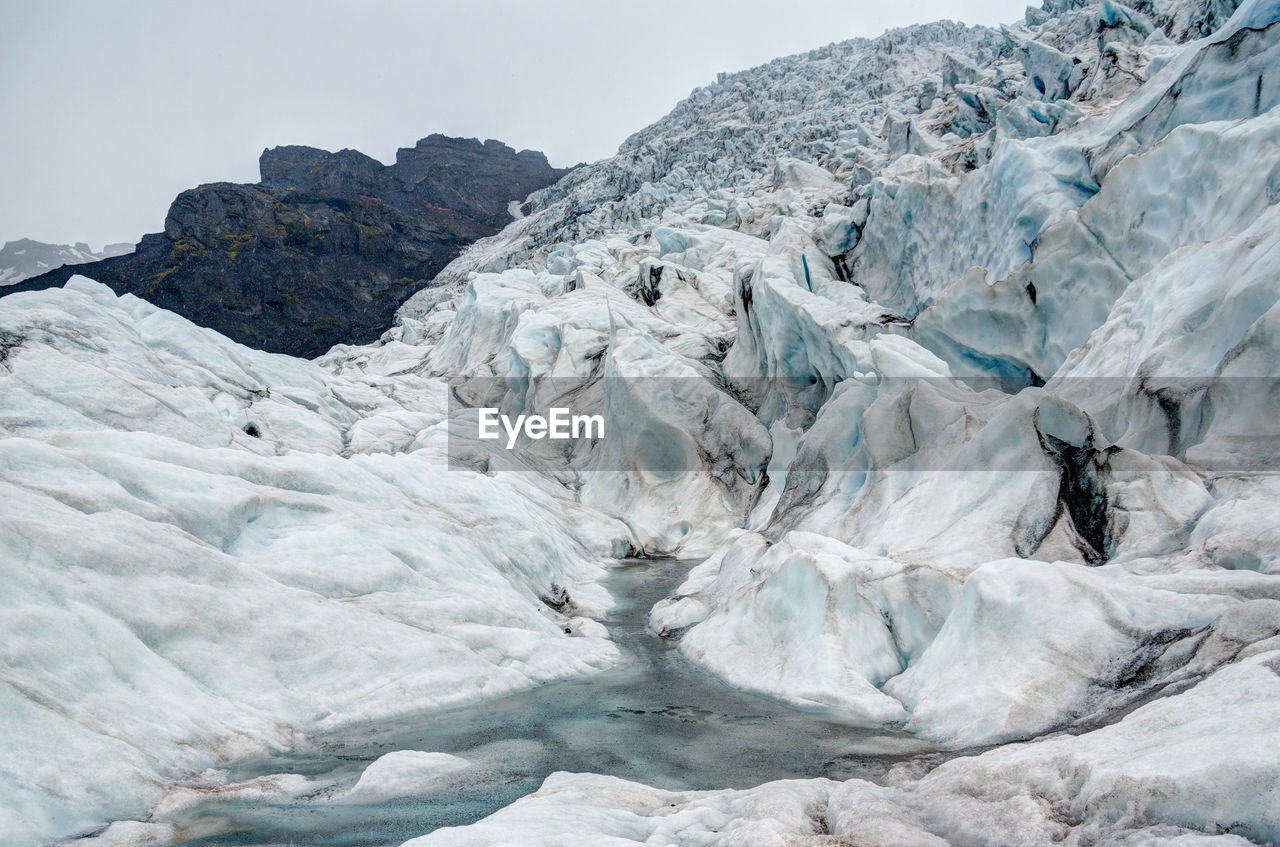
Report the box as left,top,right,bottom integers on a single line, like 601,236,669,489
0,279,638,843
400,0,1262,316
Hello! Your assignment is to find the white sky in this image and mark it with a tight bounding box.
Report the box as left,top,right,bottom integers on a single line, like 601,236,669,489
0,0,1028,249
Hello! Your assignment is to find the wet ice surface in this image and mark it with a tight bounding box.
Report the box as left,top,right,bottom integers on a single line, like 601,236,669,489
167,558,929,846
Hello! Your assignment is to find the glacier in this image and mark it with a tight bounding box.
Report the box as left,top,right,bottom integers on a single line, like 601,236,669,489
3,0,1280,843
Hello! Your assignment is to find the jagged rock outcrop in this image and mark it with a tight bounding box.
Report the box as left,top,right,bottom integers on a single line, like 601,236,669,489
7,135,570,356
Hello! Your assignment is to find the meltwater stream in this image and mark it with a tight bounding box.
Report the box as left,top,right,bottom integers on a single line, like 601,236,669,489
169,558,935,846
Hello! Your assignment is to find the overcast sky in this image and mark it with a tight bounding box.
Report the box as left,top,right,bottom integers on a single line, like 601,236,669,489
1,0,1027,249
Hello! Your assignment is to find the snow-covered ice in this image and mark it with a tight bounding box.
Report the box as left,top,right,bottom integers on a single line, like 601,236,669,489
344,752,472,803
0,279,637,843
4,0,1280,842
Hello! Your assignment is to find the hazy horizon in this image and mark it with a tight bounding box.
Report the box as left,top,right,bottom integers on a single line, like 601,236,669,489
2,0,1027,250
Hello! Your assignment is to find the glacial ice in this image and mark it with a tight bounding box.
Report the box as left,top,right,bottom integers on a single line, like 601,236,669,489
5,0,1280,842
393,0,1280,840
413,648,1278,845
345,751,472,803
0,279,635,843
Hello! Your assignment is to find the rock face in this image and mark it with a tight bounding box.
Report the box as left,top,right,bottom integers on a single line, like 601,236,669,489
8,135,569,356
0,238,132,286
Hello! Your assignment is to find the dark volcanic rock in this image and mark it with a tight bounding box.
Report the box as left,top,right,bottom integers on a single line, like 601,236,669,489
9,136,570,357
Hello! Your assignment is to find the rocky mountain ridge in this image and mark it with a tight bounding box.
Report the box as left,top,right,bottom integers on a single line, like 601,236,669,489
9,135,570,357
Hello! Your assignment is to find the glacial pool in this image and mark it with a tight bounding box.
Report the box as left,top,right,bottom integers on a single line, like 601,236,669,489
164,557,937,846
